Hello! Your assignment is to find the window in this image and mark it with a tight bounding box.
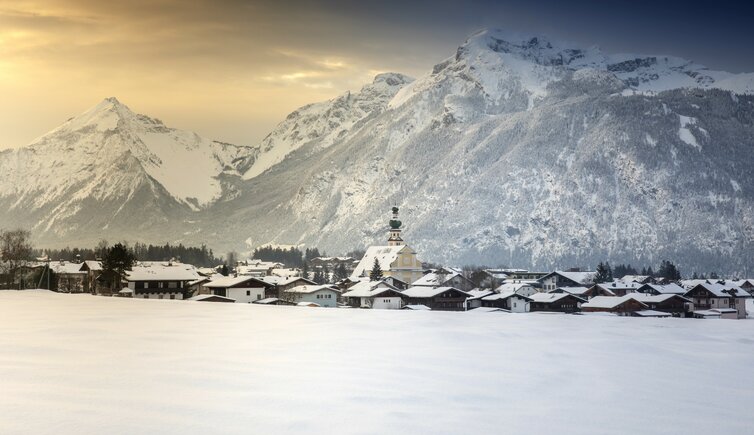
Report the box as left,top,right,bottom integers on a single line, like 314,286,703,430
159,294,164,299
170,294,175,300
143,295,148,299
246,290,251,296
257,294,262,300
168,282,177,289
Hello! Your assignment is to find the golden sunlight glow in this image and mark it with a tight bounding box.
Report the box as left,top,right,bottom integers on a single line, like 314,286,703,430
0,0,428,149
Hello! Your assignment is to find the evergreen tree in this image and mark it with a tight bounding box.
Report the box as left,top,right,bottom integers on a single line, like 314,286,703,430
101,243,136,292
220,264,229,276
657,260,681,281
322,265,330,284
709,271,719,280
605,262,613,282
301,261,310,280
369,258,383,281
692,271,699,279
594,262,611,283
646,266,654,278
313,269,324,284
334,263,349,281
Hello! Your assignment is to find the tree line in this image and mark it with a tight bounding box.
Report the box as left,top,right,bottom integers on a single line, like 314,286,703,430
33,241,222,267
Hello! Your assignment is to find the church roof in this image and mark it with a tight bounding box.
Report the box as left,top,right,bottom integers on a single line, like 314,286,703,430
350,245,410,280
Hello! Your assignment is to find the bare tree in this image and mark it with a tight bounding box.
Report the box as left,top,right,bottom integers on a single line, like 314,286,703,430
0,229,33,289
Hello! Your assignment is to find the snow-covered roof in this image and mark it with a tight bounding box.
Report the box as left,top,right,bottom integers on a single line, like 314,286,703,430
619,275,651,283
466,289,495,300
402,286,469,298
402,304,431,311
253,297,280,304
639,283,686,295
468,307,510,313
258,276,314,286
634,310,671,317
411,270,463,287
528,292,581,304
680,279,717,289
125,263,200,282
581,295,648,310
541,271,595,285
686,282,750,298
297,301,320,307
285,285,341,294
49,261,88,275
482,291,531,301
494,282,533,293
595,281,643,291
350,245,407,280
552,286,591,296
341,280,400,298
82,260,102,271
204,276,267,288
631,293,690,303
188,294,236,302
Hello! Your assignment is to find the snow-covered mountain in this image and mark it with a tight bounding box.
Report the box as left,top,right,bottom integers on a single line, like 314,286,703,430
222,29,754,273
3,29,754,273
241,73,413,179
0,98,253,243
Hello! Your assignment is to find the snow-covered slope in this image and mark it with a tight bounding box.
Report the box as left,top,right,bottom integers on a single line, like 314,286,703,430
2,291,754,435
242,73,413,179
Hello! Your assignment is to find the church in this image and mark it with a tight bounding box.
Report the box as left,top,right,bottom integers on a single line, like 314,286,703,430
350,207,424,284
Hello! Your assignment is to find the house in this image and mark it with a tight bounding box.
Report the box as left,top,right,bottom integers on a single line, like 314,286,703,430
50,261,88,293
124,262,200,300
587,281,643,297
465,288,495,309
350,207,424,284
236,260,284,277
684,282,750,319
692,308,738,319
618,275,653,284
383,276,409,290
188,294,236,303
636,283,686,296
79,260,102,294
631,293,693,317
480,291,531,312
258,276,316,298
550,286,597,299
494,282,537,297
204,276,272,303
341,279,405,309
538,270,595,291
528,292,585,313
282,285,341,307
401,286,470,311
412,268,476,291
580,296,648,315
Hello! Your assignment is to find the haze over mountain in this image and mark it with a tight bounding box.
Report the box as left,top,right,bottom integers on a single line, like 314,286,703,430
2,29,753,273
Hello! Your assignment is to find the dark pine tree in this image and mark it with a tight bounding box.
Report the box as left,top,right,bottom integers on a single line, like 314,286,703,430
369,258,383,281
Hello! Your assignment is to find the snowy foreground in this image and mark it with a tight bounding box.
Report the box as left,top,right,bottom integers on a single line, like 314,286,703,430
1,291,753,435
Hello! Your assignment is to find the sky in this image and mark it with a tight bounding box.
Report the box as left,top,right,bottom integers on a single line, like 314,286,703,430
1,0,752,149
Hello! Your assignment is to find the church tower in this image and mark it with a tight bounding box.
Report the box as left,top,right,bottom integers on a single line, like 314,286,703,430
387,206,404,246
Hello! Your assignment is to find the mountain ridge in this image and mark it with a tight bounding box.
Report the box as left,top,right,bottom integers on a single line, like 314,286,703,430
2,28,754,273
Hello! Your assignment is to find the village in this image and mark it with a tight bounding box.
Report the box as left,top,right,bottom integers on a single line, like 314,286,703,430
2,207,752,319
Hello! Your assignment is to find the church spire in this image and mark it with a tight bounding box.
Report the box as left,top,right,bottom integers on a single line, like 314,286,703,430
388,206,404,246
